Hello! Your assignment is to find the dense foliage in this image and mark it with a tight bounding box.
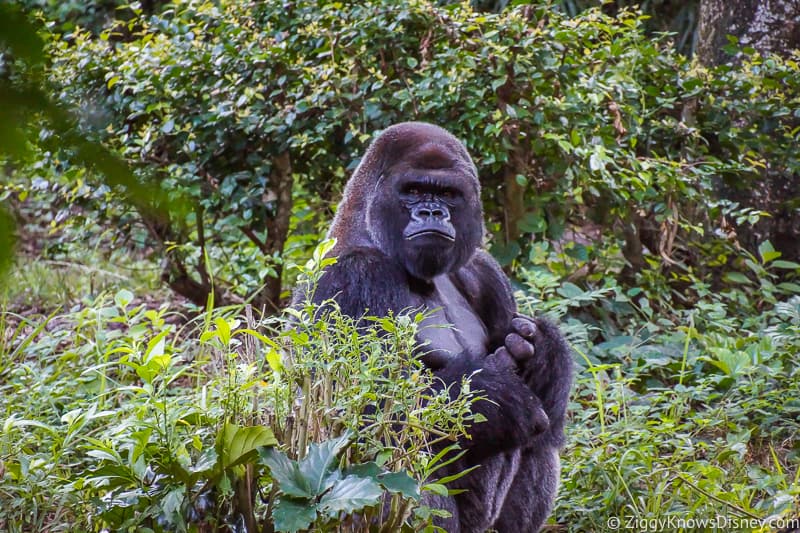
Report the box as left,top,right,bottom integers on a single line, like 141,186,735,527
1,0,799,531
0,246,479,531
16,0,798,311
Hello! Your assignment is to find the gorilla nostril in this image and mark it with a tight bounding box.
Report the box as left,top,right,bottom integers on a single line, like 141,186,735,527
432,208,444,217
418,208,432,217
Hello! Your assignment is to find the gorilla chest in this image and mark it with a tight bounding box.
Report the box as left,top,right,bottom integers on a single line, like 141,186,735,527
416,275,489,359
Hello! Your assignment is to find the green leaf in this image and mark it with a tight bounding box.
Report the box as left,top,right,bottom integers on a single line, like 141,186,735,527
422,482,449,497
220,423,277,470
758,241,781,263
266,348,283,372
299,432,352,495
235,328,282,350
318,475,383,515
518,212,546,233
213,317,231,345
272,497,317,533
772,260,800,269
557,282,584,299
114,289,135,309
259,448,312,498
162,487,185,517
144,329,170,362
570,129,581,147
379,471,420,500
777,282,800,293
344,462,382,479
0,208,16,278
0,4,45,66
723,272,751,285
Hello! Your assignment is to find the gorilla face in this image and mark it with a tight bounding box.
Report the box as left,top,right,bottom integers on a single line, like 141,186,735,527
367,160,483,281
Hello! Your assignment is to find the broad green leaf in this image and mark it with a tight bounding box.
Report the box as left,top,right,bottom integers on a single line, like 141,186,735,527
318,475,383,515
162,487,185,517
144,329,170,362
298,432,352,495
490,240,521,267
589,152,605,172
259,448,312,498
219,423,277,470
344,462,382,480
272,497,317,533
378,471,420,500
777,282,800,293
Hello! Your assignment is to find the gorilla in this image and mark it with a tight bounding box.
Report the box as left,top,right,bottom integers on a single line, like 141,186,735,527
302,122,572,532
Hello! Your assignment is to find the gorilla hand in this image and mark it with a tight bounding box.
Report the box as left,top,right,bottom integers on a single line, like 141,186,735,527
500,314,572,432
504,315,538,366
502,314,557,393
486,334,550,437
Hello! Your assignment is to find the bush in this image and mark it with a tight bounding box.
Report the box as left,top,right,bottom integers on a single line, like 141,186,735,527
0,246,478,531
22,0,795,311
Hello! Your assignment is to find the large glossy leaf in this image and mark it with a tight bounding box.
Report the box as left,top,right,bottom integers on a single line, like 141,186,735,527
318,475,383,516
298,432,352,495
259,447,312,498
272,497,317,533
343,461,382,480
378,471,420,500
219,423,277,470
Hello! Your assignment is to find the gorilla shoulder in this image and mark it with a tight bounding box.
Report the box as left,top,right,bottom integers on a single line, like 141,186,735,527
311,247,413,319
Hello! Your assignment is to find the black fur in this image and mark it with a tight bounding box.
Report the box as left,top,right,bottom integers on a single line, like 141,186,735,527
296,122,572,532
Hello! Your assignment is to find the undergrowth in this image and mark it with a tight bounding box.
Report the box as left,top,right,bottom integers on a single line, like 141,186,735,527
3,246,799,531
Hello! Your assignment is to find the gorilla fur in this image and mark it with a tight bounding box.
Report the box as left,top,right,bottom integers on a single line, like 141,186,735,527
302,122,572,532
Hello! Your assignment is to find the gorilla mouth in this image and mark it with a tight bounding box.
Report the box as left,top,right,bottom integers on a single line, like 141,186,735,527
405,228,456,242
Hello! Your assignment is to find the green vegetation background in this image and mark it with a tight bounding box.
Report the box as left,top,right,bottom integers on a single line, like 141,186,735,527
1,0,799,531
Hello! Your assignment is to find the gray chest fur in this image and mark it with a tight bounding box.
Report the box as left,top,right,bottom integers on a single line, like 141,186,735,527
416,275,489,360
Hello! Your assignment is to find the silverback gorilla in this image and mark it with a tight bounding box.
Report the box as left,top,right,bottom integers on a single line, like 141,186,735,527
304,122,572,532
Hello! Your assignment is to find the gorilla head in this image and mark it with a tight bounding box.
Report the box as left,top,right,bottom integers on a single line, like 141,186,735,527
329,122,484,280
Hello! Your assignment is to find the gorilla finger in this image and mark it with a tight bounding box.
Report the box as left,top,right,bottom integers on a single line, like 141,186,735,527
531,404,550,435
505,333,535,360
511,317,538,339
487,347,516,372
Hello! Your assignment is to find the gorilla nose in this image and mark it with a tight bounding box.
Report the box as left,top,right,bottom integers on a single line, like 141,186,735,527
412,203,449,222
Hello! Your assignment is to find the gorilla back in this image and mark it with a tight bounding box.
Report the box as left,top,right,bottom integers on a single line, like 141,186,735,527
299,122,572,532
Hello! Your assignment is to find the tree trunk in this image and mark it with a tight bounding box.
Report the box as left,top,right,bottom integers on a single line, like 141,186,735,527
252,151,293,315
697,0,800,262
697,0,800,65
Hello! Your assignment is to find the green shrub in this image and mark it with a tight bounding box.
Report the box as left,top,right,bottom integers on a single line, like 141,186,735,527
19,0,794,310
0,247,478,531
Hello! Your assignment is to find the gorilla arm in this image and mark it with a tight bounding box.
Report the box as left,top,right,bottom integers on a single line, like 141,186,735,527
453,250,573,448
307,248,549,460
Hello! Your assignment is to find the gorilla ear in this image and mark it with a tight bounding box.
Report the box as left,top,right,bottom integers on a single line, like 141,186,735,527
411,143,456,170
